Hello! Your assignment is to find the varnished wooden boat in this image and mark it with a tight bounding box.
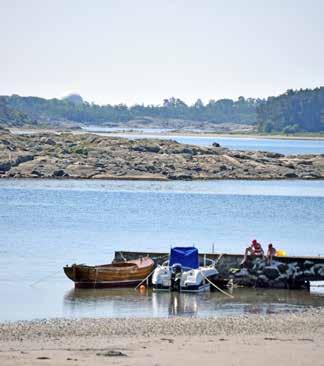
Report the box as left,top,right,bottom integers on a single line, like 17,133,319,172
63,257,154,288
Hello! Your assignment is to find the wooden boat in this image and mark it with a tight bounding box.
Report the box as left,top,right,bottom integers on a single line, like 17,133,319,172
63,257,154,288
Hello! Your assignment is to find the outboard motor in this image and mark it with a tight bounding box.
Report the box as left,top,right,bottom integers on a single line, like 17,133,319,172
170,263,182,292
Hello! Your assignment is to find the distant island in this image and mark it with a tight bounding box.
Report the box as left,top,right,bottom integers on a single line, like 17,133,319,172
0,87,323,135
1,129,323,180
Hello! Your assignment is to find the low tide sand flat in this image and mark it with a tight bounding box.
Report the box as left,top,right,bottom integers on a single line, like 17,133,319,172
1,309,324,365
1,130,324,180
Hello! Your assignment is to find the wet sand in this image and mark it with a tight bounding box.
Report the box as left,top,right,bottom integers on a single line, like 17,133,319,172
1,309,323,365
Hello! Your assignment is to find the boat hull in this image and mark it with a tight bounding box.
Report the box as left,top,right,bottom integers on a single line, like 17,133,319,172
64,257,154,288
74,279,146,289
152,266,218,293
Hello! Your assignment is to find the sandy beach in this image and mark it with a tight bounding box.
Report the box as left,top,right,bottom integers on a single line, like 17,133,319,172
1,309,323,365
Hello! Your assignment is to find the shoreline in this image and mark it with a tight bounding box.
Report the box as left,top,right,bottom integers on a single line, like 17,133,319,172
9,126,324,141
97,130,324,141
1,310,324,365
2,308,324,338
2,176,324,181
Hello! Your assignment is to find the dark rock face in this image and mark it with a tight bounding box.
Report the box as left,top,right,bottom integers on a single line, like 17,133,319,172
0,130,324,180
53,169,68,177
263,266,280,280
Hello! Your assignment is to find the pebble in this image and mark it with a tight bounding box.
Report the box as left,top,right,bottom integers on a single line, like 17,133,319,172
1,308,324,341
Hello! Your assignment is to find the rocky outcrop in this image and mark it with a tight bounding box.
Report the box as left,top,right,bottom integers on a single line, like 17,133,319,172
0,130,324,180
232,258,324,289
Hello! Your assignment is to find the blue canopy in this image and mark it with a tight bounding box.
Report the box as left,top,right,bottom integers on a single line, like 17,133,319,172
169,247,199,269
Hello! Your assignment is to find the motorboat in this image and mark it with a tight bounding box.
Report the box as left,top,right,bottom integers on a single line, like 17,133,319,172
152,247,218,292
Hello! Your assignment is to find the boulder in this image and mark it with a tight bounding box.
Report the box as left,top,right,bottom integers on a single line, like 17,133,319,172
256,275,269,288
276,262,289,274
14,154,34,166
251,258,265,273
234,274,257,287
272,275,288,289
303,260,314,270
284,172,298,178
293,271,304,282
287,263,297,277
234,268,250,278
43,138,56,146
265,152,284,158
0,161,11,171
263,266,280,280
312,264,324,275
53,169,68,177
318,268,324,278
303,269,315,280
132,144,161,153
212,142,220,147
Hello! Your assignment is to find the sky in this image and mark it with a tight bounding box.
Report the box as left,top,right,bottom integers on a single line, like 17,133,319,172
1,0,324,106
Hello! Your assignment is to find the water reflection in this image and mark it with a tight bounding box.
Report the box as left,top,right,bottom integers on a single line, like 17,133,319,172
63,287,324,318
152,292,199,316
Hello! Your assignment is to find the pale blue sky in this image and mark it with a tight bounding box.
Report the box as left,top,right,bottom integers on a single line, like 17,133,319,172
1,0,323,105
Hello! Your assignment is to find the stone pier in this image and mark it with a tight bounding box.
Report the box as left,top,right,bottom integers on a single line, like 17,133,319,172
114,251,324,289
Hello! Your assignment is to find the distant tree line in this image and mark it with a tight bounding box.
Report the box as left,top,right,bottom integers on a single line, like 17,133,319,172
257,87,324,133
0,97,32,126
1,94,259,125
1,88,324,133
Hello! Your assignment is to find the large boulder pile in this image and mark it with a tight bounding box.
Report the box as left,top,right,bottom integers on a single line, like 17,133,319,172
232,258,324,289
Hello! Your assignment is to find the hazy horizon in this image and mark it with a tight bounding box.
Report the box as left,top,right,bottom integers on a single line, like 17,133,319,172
1,0,324,105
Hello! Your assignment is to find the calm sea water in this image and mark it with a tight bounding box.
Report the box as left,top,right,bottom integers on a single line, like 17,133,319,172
1,179,324,321
82,126,324,155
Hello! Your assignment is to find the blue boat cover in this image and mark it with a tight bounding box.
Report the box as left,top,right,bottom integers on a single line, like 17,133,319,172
169,247,199,269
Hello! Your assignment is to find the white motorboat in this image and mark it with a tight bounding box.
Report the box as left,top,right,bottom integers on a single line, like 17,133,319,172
152,247,218,292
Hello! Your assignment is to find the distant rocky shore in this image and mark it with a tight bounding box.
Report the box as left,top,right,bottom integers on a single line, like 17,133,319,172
0,129,324,180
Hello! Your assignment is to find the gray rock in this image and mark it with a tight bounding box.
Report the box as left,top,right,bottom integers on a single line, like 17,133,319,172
303,269,315,280
313,264,324,275
132,144,161,153
265,152,284,158
284,172,298,178
14,154,34,165
303,260,314,270
1,130,324,181
263,266,280,280
42,138,56,146
256,275,269,288
234,268,250,278
294,271,304,281
0,161,11,171
272,275,288,289
53,169,68,177
318,268,324,278
277,262,289,273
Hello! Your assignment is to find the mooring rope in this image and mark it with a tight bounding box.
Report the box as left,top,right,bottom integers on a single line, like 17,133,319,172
200,270,234,299
134,268,156,290
30,269,62,287
215,253,224,265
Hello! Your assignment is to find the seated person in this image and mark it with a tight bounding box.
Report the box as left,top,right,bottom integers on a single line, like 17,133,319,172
240,239,264,265
266,243,276,265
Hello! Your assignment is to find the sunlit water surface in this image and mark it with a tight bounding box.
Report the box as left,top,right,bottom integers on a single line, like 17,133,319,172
1,179,324,321
82,126,324,155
